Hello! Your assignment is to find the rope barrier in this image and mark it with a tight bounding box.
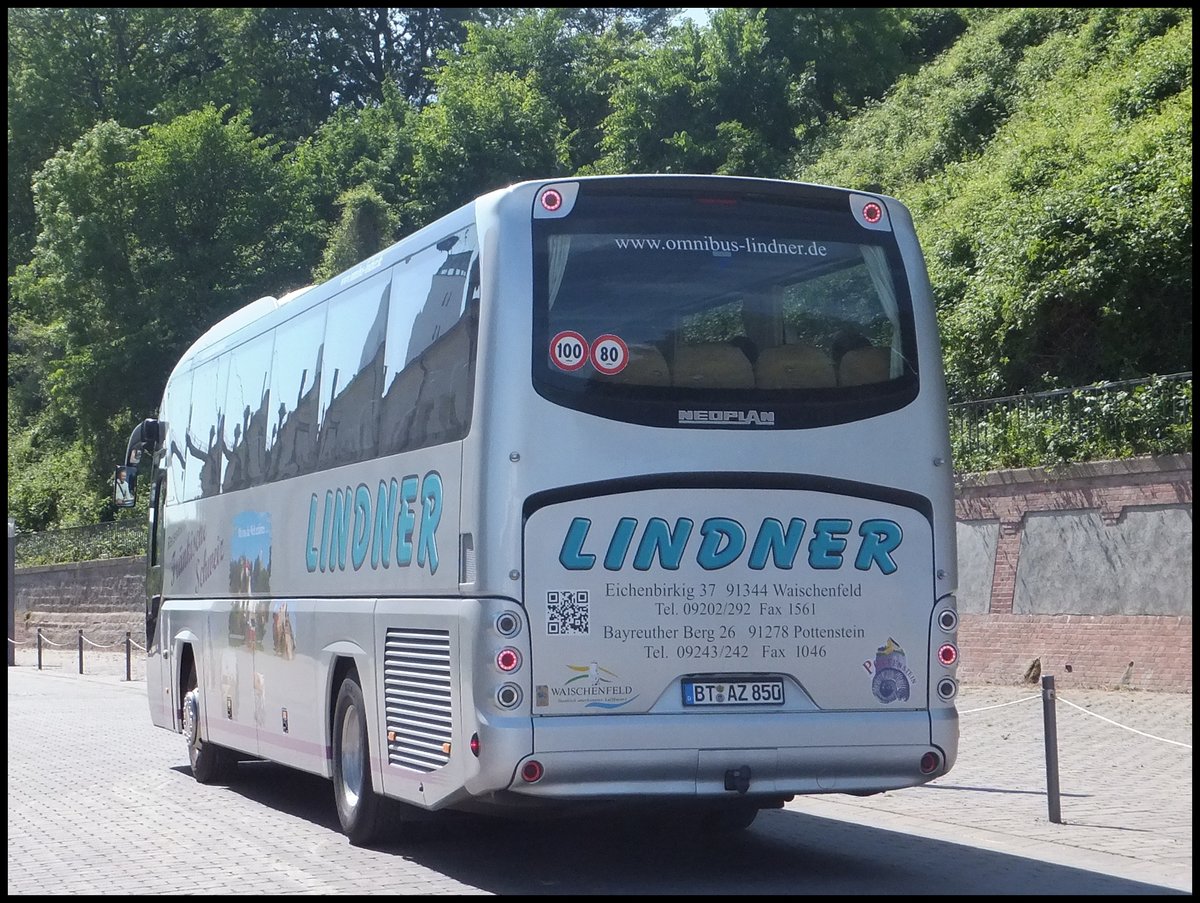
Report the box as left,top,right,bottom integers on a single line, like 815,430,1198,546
1057,695,1192,749
960,694,1041,714
20,630,134,647
18,628,142,682
80,635,127,649
961,689,1191,750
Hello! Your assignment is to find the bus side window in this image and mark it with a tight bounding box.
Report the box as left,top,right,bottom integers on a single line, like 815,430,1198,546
317,272,390,468
265,304,326,483
380,229,478,457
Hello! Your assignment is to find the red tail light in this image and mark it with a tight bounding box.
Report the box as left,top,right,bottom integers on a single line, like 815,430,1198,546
496,647,521,672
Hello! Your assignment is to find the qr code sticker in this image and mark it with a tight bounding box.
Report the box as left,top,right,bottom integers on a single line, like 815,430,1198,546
546,590,589,635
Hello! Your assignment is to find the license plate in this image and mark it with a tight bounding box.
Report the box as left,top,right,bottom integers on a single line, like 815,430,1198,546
682,678,785,707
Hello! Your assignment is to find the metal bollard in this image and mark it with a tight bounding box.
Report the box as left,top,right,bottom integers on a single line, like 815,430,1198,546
37,627,43,670
125,631,132,682
1042,674,1062,824
78,628,84,674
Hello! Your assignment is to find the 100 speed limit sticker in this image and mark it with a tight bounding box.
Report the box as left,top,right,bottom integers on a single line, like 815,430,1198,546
549,331,589,371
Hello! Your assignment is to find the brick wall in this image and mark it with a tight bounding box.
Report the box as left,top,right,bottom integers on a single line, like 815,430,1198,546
955,454,1192,692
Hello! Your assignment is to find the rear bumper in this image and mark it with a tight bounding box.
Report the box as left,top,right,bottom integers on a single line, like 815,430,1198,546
509,707,958,800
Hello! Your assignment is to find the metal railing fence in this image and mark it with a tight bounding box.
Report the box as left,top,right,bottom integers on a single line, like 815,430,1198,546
950,372,1191,474
14,520,147,568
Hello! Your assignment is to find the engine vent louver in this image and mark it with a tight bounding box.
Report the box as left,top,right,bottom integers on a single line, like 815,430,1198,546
382,627,453,772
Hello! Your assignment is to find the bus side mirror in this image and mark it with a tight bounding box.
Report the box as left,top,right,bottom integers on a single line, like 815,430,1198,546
113,465,137,508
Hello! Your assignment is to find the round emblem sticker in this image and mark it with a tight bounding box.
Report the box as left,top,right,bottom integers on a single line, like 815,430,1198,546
591,334,629,376
549,331,589,371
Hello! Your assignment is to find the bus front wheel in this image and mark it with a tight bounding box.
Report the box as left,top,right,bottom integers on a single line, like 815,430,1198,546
332,673,391,846
182,663,236,784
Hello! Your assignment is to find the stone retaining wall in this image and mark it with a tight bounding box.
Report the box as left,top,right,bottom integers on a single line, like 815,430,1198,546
13,557,145,650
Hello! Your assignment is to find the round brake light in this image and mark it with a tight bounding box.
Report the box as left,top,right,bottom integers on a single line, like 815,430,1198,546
540,189,563,212
496,647,521,672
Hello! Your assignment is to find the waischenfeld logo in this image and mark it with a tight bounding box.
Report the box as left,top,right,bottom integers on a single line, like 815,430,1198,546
678,409,776,427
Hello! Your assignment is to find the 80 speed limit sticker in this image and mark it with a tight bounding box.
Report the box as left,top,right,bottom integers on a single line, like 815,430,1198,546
590,334,629,375
549,331,589,371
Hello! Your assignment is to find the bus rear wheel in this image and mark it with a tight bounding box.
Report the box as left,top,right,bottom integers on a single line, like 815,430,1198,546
701,801,759,833
182,663,236,784
332,673,393,846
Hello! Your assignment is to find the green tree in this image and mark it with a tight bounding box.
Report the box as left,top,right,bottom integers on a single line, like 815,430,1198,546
593,22,711,174
428,10,674,175
405,61,570,224
313,185,397,283
7,8,487,278
330,7,481,108
10,107,318,527
289,84,415,233
595,8,924,177
9,120,142,436
8,8,138,276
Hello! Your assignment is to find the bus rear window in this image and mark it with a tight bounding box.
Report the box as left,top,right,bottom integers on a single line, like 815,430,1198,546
532,188,919,429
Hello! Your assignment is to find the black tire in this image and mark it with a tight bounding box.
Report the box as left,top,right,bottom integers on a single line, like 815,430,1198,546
332,673,390,846
182,663,237,784
700,801,759,833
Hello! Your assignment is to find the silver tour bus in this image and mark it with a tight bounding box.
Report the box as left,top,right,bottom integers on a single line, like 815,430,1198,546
121,175,959,844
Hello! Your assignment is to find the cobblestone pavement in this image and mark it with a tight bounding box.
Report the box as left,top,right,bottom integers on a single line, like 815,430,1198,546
8,647,1192,894
786,682,1192,893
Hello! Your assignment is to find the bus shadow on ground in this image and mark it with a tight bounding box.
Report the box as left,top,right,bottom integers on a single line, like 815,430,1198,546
212,761,1185,896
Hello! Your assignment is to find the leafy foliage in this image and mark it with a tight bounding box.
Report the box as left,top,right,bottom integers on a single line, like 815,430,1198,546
288,86,415,231
7,420,107,530
801,8,1192,400
10,108,318,527
594,8,960,177
403,60,571,224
